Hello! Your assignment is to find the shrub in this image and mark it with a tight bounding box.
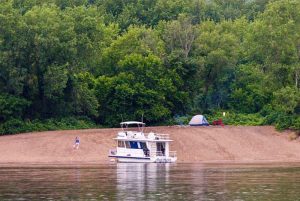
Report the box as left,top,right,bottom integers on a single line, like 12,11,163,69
0,117,97,135
0,94,30,121
263,111,300,131
291,116,300,130
0,119,27,134
274,115,294,131
206,111,265,126
173,115,192,125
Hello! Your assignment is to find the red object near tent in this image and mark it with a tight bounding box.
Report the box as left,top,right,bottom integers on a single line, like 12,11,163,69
212,119,224,126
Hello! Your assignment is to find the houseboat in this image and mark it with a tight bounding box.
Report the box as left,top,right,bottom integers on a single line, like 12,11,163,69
109,121,177,163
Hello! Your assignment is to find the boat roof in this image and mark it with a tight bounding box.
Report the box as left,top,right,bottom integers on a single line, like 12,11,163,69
114,138,172,142
120,121,145,125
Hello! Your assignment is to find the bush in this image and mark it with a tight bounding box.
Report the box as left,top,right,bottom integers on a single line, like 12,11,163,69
0,94,30,121
0,119,27,134
173,115,192,125
263,111,300,131
274,115,294,131
0,117,97,135
168,109,300,131
291,116,300,131
206,111,265,126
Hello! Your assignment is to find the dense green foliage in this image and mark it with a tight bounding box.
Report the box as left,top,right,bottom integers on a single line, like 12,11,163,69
0,117,96,134
0,0,299,134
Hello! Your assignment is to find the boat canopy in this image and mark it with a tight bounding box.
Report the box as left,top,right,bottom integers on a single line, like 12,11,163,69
120,121,145,125
120,121,145,132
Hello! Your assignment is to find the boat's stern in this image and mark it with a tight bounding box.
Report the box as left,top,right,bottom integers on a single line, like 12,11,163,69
154,151,177,163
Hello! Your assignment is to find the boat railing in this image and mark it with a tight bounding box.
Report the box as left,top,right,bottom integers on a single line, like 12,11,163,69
154,151,177,157
109,149,117,156
169,151,177,158
155,151,164,156
151,133,170,140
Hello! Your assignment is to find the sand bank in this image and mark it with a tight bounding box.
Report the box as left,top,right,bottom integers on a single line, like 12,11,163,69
0,126,299,164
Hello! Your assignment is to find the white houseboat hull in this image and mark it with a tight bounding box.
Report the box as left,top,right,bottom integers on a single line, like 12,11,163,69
109,155,177,163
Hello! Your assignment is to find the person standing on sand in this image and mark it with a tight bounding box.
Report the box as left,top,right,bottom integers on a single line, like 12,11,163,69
74,136,80,149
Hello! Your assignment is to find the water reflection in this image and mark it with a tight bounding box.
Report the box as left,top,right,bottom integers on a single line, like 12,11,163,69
1,163,300,200
116,163,171,200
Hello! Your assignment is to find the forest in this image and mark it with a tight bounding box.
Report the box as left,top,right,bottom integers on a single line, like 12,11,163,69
0,0,299,134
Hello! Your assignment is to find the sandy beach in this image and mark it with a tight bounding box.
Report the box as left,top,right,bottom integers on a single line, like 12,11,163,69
0,126,299,164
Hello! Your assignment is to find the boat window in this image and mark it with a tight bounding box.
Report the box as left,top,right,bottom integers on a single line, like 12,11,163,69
125,141,131,148
156,142,165,156
129,141,139,149
118,141,125,148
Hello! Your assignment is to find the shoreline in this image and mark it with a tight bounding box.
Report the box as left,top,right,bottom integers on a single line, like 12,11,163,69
2,160,300,168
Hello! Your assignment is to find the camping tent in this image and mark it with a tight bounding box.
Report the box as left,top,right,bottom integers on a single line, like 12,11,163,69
189,115,209,126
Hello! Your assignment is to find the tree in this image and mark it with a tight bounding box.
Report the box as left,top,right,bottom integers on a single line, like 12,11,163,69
0,93,30,121
158,15,199,111
161,15,197,59
229,64,270,113
246,0,300,68
95,54,177,126
193,20,239,110
0,0,25,95
100,26,164,75
272,86,300,114
65,5,118,73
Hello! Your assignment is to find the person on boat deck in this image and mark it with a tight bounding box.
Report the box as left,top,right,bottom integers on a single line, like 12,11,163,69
73,136,80,149
161,146,165,156
145,147,150,157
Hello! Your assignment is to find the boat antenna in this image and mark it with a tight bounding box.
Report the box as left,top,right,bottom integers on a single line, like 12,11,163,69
141,113,144,123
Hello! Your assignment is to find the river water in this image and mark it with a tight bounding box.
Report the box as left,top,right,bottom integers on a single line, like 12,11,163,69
0,163,300,200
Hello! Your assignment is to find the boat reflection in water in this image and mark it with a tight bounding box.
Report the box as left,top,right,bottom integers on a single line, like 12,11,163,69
1,163,300,200
114,163,300,201
116,163,209,200
116,163,171,200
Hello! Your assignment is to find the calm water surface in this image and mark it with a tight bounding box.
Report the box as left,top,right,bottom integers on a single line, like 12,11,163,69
1,163,300,200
